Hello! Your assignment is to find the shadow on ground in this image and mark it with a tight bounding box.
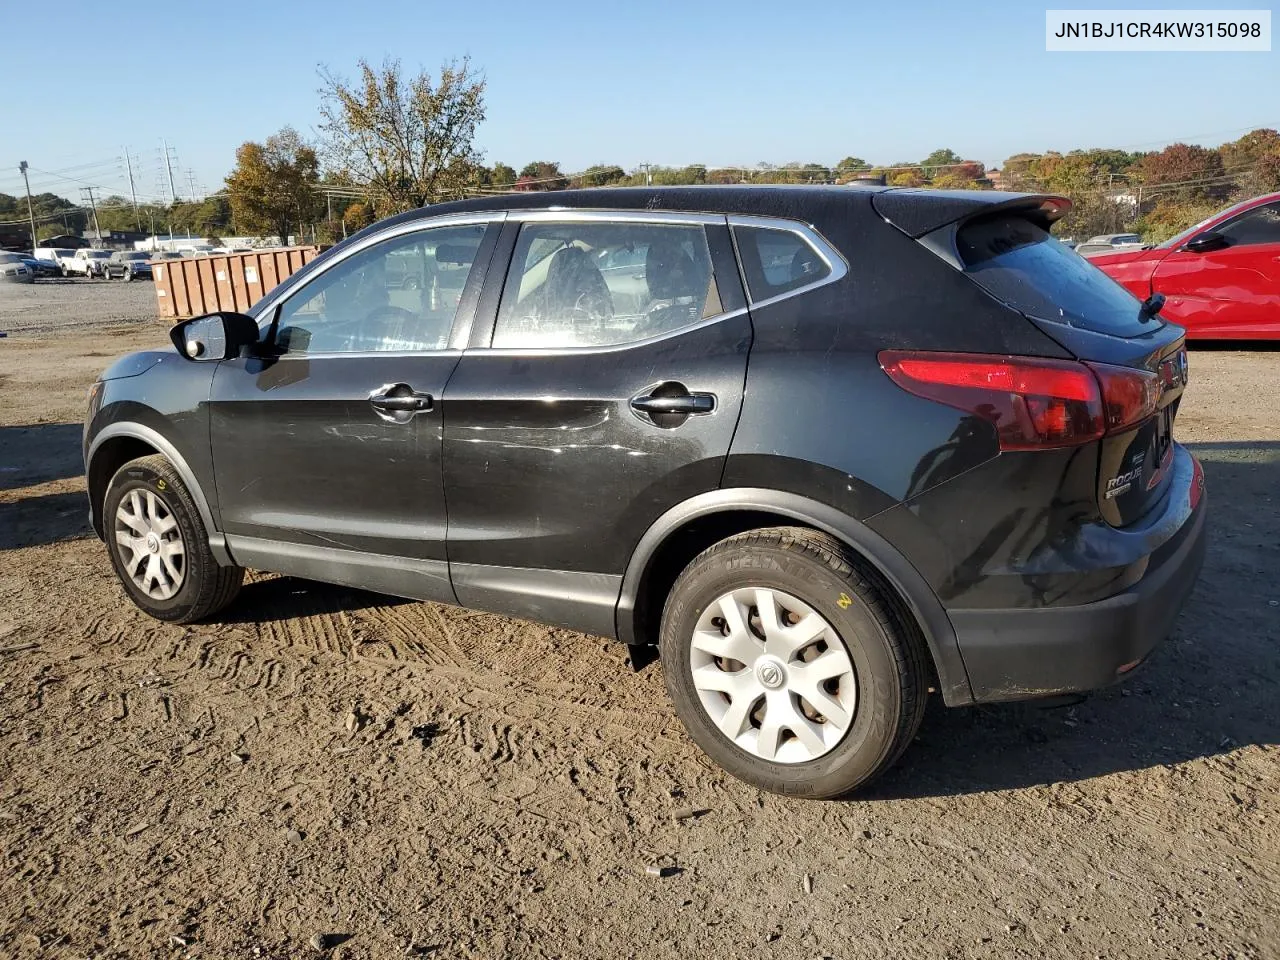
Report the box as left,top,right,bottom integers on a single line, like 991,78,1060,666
868,440,1280,799
0,423,84,490
217,576,408,624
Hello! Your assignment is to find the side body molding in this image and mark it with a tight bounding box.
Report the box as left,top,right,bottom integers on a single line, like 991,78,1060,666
86,422,232,566
615,487,974,706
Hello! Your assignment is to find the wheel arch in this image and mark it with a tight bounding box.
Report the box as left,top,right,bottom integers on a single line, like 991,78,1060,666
616,488,974,706
86,423,231,565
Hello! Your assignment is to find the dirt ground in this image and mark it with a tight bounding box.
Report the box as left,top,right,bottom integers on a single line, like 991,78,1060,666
1,282,1277,960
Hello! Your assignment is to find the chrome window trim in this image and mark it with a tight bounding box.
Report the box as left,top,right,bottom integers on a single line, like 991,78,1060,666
476,307,749,357
727,214,849,309
508,209,726,226
249,212,505,326
266,348,462,361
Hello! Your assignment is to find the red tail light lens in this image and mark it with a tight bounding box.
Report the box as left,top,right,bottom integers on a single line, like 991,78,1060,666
1086,361,1161,432
880,352,1164,451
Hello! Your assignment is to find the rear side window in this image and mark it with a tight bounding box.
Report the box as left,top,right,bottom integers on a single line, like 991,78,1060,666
733,225,831,301
1217,201,1280,246
957,215,1149,337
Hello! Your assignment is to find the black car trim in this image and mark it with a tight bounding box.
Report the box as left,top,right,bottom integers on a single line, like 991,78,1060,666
615,487,975,706
450,563,621,637
86,422,232,566
225,536,456,605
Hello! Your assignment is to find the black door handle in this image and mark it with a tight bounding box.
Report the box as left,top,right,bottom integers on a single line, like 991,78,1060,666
631,394,715,415
369,383,433,418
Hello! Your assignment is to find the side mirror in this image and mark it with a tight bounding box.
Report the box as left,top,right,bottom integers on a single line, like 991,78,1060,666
170,312,259,362
1186,232,1228,254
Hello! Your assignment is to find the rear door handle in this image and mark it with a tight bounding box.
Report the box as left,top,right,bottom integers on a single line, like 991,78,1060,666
631,393,715,415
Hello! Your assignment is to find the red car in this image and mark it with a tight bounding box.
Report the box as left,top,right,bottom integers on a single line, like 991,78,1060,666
1088,192,1280,339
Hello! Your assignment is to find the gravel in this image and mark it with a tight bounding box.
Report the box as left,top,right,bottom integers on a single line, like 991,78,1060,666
0,277,160,335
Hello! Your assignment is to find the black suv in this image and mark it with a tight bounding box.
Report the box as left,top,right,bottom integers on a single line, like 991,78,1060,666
84,187,1207,797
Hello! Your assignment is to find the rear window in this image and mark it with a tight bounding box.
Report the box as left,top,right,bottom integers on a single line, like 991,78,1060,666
957,215,1151,337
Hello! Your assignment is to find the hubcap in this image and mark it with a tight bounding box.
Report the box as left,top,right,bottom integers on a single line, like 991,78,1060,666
113,489,185,600
689,587,857,764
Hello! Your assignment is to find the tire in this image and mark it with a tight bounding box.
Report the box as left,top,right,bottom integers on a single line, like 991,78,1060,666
123,269,132,282
659,527,928,798
103,455,243,624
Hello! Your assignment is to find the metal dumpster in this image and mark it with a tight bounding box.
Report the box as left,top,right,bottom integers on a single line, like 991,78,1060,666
151,246,321,320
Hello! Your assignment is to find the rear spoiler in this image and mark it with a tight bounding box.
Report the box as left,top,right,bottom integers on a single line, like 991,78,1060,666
872,189,1070,238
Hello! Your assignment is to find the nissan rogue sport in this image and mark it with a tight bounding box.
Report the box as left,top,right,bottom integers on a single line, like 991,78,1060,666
84,186,1207,797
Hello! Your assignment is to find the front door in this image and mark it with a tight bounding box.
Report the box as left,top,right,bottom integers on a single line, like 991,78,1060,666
209,219,498,602
1152,200,1280,338
441,214,750,634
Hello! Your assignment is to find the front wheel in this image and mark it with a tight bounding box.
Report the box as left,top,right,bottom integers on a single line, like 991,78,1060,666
659,527,928,798
103,455,243,623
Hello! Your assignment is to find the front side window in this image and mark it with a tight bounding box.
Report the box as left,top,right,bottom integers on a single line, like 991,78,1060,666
732,224,832,302
274,223,486,354
492,221,720,349
1217,202,1280,247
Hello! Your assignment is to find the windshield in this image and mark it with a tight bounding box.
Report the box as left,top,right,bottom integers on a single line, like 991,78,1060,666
88,251,111,259
120,252,148,260
958,214,1153,337
1157,199,1257,249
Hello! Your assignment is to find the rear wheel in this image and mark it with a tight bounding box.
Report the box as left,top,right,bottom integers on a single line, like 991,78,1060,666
103,455,243,623
659,527,928,798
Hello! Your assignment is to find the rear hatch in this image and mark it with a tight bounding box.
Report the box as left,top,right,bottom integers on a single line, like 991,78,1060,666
952,210,1187,527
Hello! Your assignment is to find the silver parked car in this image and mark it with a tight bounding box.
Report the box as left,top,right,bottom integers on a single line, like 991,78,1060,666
104,251,155,281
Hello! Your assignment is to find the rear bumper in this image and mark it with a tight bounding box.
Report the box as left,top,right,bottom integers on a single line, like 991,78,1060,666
949,450,1207,703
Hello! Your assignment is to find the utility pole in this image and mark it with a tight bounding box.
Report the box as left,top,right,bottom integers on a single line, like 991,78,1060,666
123,147,141,230
162,139,178,204
640,163,653,186
185,169,198,203
80,187,102,244
18,161,38,252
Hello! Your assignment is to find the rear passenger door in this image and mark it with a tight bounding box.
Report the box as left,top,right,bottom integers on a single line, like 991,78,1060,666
441,212,750,635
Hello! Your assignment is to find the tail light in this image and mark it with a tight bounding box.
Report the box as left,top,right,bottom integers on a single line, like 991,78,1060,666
879,351,1161,451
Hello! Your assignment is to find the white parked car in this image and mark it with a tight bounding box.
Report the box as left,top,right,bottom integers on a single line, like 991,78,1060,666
34,247,80,273
64,248,114,278
0,252,34,283
1077,233,1147,257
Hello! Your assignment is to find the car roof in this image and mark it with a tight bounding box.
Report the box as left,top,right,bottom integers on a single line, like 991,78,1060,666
360,184,1067,242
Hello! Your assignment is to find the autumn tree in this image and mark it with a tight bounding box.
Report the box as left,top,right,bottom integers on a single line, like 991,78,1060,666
319,58,486,211
1136,143,1227,202
226,127,321,243
1220,128,1280,192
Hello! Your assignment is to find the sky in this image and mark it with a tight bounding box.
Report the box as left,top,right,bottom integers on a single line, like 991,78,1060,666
1,0,1276,203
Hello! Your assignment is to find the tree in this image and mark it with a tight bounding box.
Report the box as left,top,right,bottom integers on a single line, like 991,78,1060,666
1136,143,1227,202
517,161,565,189
319,57,486,211
490,162,517,187
920,148,963,178
225,127,322,243
835,156,869,174
574,165,627,187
